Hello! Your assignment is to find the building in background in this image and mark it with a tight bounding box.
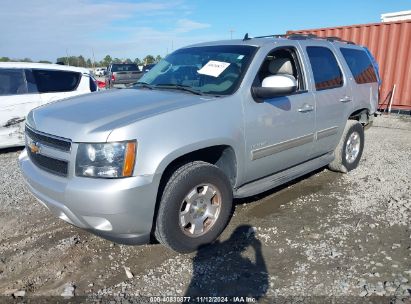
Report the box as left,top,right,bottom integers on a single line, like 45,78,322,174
288,16,411,111
381,10,411,22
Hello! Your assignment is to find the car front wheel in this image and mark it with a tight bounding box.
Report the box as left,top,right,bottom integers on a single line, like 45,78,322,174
155,161,233,253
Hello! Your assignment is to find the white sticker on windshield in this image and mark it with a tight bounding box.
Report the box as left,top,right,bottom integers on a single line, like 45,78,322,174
237,55,244,60
197,60,230,77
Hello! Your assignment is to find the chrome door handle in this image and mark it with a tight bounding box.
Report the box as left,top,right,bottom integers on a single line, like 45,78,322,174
339,96,352,103
298,104,314,113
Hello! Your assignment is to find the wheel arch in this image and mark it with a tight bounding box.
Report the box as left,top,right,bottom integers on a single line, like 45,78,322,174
150,144,237,239
348,107,370,125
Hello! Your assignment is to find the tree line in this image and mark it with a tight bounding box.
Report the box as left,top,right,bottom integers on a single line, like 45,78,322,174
0,56,52,64
0,54,163,68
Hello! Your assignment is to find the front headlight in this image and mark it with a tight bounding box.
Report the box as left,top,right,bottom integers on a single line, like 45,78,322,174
76,141,136,178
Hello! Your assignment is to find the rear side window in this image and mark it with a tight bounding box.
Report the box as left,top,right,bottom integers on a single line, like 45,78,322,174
340,48,377,84
306,46,343,90
0,69,27,95
111,64,139,72
32,70,81,93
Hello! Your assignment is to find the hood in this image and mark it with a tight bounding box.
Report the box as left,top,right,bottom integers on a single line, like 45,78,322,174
29,88,212,142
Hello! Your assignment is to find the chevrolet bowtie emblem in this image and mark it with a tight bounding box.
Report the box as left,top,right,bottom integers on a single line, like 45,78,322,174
29,142,41,154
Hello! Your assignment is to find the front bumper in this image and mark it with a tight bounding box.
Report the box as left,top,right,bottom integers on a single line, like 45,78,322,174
19,149,159,244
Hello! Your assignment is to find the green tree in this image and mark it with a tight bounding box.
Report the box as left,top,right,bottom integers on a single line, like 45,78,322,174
133,58,141,66
113,58,122,63
101,55,112,67
144,55,155,65
86,58,92,68
38,60,52,64
77,55,86,67
155,55,162,63
124,58,132,64
56,57,68,65
21,58,32,62
0,57,10,62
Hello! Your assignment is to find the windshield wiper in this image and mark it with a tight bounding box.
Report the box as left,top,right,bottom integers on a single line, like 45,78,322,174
154,83,204,95
133,81,153,89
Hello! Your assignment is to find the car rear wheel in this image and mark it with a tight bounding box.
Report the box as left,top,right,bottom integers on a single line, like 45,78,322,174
155,161,233,253
328,120,364,173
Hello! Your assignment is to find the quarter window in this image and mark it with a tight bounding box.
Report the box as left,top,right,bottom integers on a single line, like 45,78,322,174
0,69,27,96
340,48,377,84
32,70,81,93
89,75,98,92
306,46,343,90
24,70,38,93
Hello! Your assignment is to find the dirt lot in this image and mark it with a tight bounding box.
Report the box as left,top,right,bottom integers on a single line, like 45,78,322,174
0,115,410,303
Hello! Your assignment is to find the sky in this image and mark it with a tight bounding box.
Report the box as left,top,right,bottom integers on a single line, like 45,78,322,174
0,0,410,62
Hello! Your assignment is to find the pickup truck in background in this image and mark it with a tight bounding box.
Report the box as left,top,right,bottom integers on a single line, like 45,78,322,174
19,35,379,253
105,63,142,88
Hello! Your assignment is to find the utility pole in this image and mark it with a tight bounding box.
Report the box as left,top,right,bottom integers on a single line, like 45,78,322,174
229,29,235,40
92,48,96,69
66,49,70,66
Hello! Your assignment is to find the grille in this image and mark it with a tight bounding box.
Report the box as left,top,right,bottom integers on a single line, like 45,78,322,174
27,150,68,177
25,127,71,177
25,126,71,152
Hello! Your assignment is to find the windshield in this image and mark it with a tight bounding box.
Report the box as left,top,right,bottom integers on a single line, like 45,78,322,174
137,45,257,95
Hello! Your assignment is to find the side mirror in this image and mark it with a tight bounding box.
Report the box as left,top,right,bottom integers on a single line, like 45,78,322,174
252,75,297,101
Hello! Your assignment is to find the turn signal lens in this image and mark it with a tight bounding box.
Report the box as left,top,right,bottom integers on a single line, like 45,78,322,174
122,142,136,177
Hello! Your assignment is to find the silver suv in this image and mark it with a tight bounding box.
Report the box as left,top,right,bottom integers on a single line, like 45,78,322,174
19,35,379,253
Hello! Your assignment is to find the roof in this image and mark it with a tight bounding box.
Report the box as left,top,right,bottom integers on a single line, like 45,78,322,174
0,62,90,73
185,35,358,49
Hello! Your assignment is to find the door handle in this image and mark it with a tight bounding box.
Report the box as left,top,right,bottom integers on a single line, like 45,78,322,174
339,96,352,103
298,104,314,113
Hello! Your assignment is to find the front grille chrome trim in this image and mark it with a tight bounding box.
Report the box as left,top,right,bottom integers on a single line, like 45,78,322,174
25,126,71,177
25,125,72,152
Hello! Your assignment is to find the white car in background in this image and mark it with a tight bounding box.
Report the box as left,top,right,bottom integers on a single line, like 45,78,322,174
0,62,98,149
94,67,106,76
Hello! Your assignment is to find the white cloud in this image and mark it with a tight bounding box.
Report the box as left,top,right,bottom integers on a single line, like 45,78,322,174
175,19,211,33
0,0,218,61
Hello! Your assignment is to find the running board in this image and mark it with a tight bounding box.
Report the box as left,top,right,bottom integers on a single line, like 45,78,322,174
234,153,334,198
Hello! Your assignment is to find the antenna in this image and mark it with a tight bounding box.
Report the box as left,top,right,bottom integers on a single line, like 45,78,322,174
243,33,250,41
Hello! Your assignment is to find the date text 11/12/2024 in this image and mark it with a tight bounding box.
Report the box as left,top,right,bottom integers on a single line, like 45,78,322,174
149,296,257,302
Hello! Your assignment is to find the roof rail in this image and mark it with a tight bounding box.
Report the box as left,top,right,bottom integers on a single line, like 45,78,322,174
243,33,356,45
253,34,285,39
287,33,318,40
325,36,356,44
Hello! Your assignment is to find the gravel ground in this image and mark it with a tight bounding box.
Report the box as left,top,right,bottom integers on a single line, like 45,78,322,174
0,115,410,303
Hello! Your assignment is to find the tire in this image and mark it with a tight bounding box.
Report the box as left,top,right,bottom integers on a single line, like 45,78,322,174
155,161,233,253
328,120,364,173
